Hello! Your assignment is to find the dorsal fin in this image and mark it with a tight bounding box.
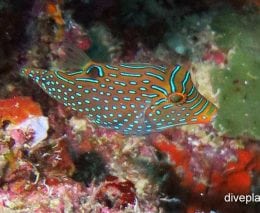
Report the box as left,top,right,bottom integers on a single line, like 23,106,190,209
54,42,92,71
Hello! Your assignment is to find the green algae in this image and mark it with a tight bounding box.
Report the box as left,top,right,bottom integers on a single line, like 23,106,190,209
211,9,260,139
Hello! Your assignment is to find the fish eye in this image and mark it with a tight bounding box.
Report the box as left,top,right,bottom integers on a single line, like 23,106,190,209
169,92,186,104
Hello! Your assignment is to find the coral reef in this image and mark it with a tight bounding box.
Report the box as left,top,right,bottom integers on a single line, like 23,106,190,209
0,97,42,125
0,0,259,212
151,128,260,212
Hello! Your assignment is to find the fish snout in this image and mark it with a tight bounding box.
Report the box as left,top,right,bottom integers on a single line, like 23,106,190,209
193,102,218,124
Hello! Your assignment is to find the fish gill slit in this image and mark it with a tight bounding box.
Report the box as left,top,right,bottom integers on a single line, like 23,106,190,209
66,70,83,76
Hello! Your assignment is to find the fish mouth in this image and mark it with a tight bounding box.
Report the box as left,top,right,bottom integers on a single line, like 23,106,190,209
189,103,218,125
206,103,218,120
199,103,218,124
209,108,218,122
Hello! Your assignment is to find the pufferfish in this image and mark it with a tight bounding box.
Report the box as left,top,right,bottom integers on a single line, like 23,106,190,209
21,48,217,135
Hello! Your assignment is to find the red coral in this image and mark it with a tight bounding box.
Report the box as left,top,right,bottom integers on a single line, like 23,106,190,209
225,149,253,174
76,139,93,154
152,132,260,212
45,177,61,186
45,140,75,176
0,96,42,125
153,136,204,193
96,176,136,209
209,149,257,196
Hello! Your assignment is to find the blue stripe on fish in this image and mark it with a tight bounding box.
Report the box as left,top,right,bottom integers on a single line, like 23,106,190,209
151,85,168,96
155,98,167,105
54,71,75,84
190,97,203,110
120,72,142,77
194,100,209,115
75,78,99,83
186,91,199,103
163,104,174,109
188,85,195,96
105,65,119,70
146,72,164,81
120,63,166,72
169,65,181,92
181,72,191,93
